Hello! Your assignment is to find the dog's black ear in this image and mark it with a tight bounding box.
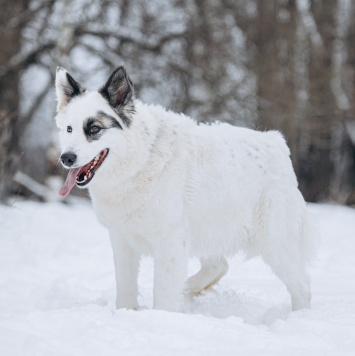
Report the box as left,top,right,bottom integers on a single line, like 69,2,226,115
99,66,135,112
55,67,85,111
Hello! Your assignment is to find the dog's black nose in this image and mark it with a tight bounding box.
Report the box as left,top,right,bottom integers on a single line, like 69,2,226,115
60,152,77,167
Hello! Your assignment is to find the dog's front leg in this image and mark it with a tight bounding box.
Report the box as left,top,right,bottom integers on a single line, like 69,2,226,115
109,231,139,310
153,234,188,312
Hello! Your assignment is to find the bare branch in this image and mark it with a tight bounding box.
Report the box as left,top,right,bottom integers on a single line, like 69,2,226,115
16,78,54,141
77,42,121,68
74,28,187,52
0,42,56,80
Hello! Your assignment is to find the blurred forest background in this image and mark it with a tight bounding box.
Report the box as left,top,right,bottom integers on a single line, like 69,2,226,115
0,0,355,204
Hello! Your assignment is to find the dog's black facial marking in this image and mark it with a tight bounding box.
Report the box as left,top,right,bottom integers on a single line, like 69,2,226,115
84,118,104,142
99,66,135,127
83,111,123,142
96,110,123,130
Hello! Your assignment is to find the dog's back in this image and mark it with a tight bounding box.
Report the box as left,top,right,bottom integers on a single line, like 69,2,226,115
134,106,316,310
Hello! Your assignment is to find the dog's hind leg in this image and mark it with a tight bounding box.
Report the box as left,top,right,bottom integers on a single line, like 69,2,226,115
262,251,311,311
258,189,315,311
185,256,229,296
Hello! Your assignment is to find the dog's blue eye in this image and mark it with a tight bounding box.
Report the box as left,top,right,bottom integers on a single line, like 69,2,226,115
67,126,72,133
90,125,101,134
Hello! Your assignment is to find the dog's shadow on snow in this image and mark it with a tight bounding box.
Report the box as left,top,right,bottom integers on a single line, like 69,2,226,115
181,287,291,326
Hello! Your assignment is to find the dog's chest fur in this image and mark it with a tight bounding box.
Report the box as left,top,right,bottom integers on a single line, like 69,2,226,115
89,136,187,247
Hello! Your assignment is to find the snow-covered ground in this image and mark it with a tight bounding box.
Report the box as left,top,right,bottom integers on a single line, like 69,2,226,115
0,199,354,356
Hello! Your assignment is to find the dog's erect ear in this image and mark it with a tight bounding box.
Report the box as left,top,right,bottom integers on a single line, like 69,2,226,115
99,66,135,113
55,67,85,111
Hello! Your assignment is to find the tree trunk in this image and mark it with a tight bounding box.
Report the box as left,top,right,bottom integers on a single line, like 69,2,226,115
0,0,29,201
241,0,355,202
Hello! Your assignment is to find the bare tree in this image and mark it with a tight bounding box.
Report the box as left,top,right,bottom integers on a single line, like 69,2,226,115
1,0,354,204
236,0,355,203
0,0,31,201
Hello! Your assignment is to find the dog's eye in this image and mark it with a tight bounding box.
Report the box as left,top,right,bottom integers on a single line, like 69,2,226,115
89,125,101,134
67,126,72,133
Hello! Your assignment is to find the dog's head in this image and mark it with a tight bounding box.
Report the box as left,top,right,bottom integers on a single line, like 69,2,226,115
55,66,135,196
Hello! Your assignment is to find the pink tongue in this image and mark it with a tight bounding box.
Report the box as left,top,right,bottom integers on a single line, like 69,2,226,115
59,167,82,197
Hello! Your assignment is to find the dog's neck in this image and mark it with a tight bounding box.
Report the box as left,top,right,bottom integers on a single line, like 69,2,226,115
88,100,182,203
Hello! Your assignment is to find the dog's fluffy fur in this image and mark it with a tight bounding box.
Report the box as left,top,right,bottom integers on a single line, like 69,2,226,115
55,66,317,312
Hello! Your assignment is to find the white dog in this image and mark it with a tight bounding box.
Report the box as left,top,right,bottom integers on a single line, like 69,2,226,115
55,66,316,312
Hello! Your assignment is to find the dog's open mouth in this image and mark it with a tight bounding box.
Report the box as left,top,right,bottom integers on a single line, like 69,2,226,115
59,149,109,197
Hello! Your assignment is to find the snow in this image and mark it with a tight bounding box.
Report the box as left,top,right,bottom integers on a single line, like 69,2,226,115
0,200,355,355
